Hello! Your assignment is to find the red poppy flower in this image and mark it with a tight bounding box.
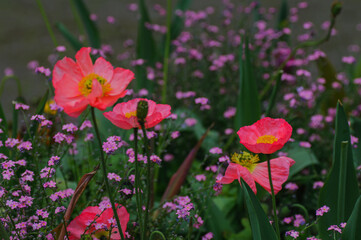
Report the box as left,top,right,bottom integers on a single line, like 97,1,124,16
67,204,129,240
52,47,134,117
237,117,292,154
217,151,295,194
103,98,171,129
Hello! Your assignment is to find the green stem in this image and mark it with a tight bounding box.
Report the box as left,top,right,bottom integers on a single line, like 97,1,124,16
91,107,125,240
0,75,23,97
35,0,59,48
141,125,152,240
149,231,166,240
134,127,144,239
266,156,280,240
337,141,348,222
161,0,172,103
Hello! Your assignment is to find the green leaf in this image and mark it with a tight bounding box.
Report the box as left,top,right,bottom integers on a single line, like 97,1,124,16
277,0,289,29
318,101,360,240
283,142,319,177
136,0,157,91
234,36,261,129
205,198,235,240
350,116,361,167
354,56,361,78
72,0,100,48
169,0,192,42
56,23,83,51
241,180,278,240
342,195,361,240
0,103,8,155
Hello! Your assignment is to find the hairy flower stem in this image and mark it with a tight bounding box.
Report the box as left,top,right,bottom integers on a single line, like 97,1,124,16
134,127,144,239
141,125,152,240
267,155,280,240
91,107,125,240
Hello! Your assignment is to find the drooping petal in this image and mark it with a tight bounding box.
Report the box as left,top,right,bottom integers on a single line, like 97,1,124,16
103,111,135,129
67,206,100,239
252,157,295,195
94,57,114,81
144,104,171,128
75,47,93,76
217,163,257,194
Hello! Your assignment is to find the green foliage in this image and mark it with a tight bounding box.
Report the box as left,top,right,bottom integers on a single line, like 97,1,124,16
342,196,361,240
234,36,261,129
56,23,83,51
283,142,319,177
136,0,157,91
241,180,278,240
72,0,100,48
318,102,360,240
350,117,361,167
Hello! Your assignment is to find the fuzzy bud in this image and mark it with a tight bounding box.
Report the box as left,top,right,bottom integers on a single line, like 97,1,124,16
137,100,148,125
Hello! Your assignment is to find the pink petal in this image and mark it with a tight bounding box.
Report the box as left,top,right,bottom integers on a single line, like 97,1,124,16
75,47,93,76
67,206,100,239
87,80,103,107
52,57,83,87
103,111,135,129
252,157,295,195
108,68,134,96
94,57,114,82
217,163,257,194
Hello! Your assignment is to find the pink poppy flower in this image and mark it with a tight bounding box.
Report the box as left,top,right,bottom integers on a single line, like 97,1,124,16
53,47,134,117
237,117,292,154
67,204,129,240
103,98,171,129
217,152,295,194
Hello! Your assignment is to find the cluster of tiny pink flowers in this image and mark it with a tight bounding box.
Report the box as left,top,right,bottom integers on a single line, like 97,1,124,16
49,189,74,201
162,196,195,221
316,205,330,217
285,230,299,239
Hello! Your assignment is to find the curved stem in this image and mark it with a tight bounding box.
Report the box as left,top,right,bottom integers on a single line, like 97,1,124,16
266,155,280,240
91,107,125,240
150,230,166,240
141,126,152,240
0,75,23,98
35,0,59,48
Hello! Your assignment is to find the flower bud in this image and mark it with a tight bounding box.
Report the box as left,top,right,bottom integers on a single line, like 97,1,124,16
136,100,148,125
331,1,342,18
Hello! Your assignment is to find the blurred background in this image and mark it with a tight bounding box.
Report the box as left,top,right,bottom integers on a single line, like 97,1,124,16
1,0,360,117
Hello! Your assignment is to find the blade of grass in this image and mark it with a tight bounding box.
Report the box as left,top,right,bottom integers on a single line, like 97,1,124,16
318,101,359,240
136,0,157,91
242,180,278,240
342,195,361,240
72,0,100,48
56,23,83,51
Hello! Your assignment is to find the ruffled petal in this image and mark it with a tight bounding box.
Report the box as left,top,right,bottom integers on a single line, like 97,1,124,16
103,111,136,129
52,57,83,87
217,163,257,194
87,80,104,107
108,68,134,96
75,47,93,76
94,57,114,82
252,157,295,195
67,206,100,239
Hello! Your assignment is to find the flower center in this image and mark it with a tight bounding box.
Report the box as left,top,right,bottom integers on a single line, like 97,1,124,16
231,151,259,172
79,73,112,96
125,111,137,118
257,135,278,144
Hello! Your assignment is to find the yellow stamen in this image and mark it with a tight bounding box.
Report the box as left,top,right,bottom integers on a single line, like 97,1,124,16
257,135,278,144
78,73,112,96
231,151,259,172
125,111,137,118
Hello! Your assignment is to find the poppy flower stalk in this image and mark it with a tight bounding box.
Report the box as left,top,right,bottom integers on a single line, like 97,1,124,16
91,107,125,240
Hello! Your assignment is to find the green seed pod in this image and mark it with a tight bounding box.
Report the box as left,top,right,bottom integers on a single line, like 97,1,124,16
136,100,149,125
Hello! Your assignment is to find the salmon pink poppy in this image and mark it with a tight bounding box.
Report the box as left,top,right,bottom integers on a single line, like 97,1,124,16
237,117,292,154
52,47,134,117
217,151,295,194
103,98,171,129
67,204,129,240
